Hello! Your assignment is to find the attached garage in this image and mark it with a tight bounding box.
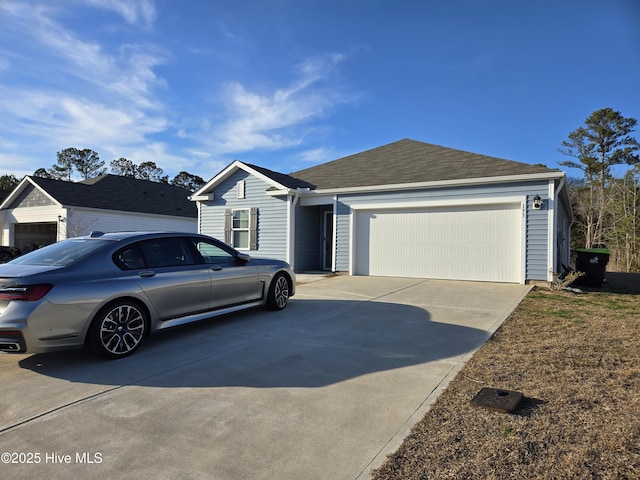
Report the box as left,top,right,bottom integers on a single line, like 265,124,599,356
353,201,524,283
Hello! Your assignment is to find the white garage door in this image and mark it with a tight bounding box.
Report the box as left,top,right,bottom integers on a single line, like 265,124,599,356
354,203,522,283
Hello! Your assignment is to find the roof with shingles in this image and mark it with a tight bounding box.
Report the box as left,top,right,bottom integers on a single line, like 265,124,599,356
291,139,558,190
243,163,315,189
27,175,197,217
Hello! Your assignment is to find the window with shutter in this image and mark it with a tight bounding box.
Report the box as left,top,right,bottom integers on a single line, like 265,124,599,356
231,209,249,249
225,208,258,250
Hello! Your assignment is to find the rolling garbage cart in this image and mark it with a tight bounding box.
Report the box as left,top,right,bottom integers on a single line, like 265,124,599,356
575,248,610,287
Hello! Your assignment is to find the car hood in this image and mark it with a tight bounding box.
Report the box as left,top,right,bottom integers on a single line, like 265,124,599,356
249,257,290,267
0,263,65,281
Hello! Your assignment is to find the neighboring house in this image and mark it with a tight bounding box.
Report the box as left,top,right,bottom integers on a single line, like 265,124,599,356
0,175,197,251
192,139,573,284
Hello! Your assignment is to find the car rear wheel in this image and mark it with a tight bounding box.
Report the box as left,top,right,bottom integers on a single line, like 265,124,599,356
266,273,290,311
88,300,147,359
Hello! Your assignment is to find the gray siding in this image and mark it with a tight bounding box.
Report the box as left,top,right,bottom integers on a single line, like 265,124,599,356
526,195,549,280
9,184,55,208
335,200,351,271
198,170,288,259
334,181,552,281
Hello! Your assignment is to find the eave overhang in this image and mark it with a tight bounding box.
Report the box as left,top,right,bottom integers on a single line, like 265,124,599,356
266,171,565,198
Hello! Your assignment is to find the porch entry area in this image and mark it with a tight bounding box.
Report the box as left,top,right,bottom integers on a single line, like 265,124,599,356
294,205,334,272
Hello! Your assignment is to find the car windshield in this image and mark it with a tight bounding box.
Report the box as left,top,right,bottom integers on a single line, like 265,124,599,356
10,239,112,266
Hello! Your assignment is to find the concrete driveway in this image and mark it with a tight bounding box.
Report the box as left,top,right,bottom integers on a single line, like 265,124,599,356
0,276,530,480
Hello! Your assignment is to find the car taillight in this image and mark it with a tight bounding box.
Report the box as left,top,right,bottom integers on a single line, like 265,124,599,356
0,284,53,301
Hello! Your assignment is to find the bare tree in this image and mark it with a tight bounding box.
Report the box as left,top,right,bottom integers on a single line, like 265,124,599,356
606,168,640,272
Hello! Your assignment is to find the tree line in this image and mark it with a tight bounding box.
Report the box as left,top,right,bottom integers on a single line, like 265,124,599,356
560,108,639,272
0,148,206,193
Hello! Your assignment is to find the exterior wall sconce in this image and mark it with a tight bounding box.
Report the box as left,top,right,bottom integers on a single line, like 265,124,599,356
532,195,542,210
58,215,65,222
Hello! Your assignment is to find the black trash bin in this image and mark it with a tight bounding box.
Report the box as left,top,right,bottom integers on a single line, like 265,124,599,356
575,248,610,287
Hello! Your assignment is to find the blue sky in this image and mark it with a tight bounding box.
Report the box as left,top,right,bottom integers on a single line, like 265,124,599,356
1,0,639,182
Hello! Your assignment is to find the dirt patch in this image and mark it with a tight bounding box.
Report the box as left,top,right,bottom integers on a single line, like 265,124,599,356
372,273,640,479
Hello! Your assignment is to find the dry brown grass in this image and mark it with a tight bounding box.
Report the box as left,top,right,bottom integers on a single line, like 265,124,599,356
372,272,640,480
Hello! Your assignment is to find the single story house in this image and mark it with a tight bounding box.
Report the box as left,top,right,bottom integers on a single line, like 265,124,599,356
191,138,573,284
0,174,197,251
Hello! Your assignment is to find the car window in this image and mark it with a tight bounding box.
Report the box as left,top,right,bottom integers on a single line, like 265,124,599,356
137,238,195,268
9,239,111,266
191,239,234,264
114,245,146,270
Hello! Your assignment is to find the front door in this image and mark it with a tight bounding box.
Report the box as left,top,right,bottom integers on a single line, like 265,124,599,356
323,211,333,271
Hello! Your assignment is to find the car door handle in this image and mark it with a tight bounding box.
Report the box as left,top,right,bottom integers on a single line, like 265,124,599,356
139,271,156,278
210,265,223,271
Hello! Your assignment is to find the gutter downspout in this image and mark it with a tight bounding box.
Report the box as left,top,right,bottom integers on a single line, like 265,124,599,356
332,195,338,273
548,180,556,282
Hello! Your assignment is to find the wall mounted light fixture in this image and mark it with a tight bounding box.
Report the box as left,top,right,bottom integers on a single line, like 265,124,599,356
58,215,65,222
532,195,542,210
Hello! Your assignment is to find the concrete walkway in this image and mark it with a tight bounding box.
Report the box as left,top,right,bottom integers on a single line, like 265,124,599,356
0,276,530,480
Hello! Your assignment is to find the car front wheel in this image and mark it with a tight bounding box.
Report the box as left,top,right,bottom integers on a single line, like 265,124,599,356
266,273,290,311
88,300,147,359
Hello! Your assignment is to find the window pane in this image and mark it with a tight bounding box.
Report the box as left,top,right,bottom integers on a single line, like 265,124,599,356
233,210,249,228
195,240,233,263
12,239,110,266
234,231,249,249
115,246,145,270
139,239,192,267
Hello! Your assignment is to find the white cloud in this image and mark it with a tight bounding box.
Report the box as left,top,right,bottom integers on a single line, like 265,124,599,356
123,142,195,173
0,0,173,176
0,85,167,161
297,147,337,164
17,4,167,109
205,53,359,154
0,2,361,180
83,0,157,29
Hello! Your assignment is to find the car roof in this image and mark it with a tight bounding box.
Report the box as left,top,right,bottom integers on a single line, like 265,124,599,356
75,231,203,242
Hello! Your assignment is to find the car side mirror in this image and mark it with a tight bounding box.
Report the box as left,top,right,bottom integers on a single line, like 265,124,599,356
236,253,251,263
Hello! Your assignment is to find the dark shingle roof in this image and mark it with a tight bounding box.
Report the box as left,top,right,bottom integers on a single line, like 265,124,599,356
29,175,197,218
291,139,557,190
244,163,315,189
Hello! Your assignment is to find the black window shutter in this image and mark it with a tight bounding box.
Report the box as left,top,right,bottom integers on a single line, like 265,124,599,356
224,209,232,245
249,207,258,250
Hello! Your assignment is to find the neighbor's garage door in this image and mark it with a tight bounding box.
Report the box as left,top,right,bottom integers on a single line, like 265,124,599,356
14,223,58,253
354,203,522,283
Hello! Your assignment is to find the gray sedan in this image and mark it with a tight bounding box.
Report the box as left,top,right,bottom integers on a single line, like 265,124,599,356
0,231,295,359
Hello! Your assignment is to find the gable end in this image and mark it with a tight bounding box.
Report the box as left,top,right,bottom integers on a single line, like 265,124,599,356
8,184,57,209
